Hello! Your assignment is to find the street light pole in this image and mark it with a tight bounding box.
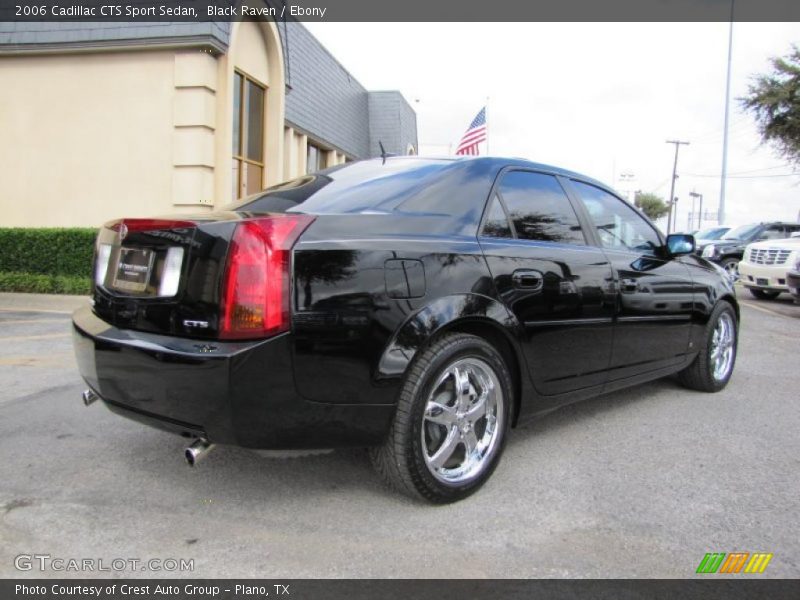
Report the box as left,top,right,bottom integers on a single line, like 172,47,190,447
689,191,704,231
666,139,690,234
719,0,735,225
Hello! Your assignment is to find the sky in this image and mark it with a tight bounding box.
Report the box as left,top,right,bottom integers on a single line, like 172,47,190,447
304,22,800,232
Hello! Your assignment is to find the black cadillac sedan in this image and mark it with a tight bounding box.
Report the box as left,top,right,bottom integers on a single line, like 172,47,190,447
73,157,739,503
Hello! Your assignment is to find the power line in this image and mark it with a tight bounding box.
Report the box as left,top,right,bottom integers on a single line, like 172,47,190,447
681,164,794,177
683,172,798,179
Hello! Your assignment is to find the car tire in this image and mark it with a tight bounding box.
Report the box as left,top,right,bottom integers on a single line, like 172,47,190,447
370,332,513,503
678,301,738,393
720,258,739,280
749,288,781,300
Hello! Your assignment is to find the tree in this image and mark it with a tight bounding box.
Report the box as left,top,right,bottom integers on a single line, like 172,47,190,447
740,45,800,165
634,192,670,220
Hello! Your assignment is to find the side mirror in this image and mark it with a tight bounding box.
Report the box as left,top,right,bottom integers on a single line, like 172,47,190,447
666,233,695,257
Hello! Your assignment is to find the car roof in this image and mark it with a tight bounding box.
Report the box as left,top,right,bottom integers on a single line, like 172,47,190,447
371,155,616,193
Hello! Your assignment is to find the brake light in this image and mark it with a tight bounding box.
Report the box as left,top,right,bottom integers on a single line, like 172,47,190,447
109,218,196,233
220,215,315,340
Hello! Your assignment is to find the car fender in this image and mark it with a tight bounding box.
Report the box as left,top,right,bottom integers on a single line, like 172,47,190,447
377,293,524,380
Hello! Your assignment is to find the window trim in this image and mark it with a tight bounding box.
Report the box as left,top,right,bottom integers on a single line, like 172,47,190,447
232,70,267,200
478,167,590,247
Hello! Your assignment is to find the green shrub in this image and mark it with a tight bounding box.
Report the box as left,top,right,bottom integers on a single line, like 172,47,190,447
0,228,97,277
0,272,91,295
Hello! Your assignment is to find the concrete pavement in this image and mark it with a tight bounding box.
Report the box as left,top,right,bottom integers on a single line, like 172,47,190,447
0,292,798,578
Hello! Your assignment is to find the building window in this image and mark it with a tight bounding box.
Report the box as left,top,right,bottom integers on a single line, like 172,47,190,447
232,71,266,200
306,141,325,173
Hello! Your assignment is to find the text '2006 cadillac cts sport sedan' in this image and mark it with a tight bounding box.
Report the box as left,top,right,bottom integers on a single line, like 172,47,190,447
73,157,739,503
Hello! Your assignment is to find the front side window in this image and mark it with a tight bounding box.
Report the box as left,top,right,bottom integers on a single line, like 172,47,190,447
496,171,585,245
573,180,661,255
232,72,266,200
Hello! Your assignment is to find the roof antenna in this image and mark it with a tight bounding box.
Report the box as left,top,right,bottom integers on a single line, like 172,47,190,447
378,141,395,164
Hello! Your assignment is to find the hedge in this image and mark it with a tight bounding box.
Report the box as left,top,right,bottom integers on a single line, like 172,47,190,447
0,272,91,295
0,228,96,294
0,228,97,277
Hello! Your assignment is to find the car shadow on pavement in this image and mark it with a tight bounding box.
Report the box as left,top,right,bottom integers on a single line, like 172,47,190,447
95,376,686,505
508,376,681,444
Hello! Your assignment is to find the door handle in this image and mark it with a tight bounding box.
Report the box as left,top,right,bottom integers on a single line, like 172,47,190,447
512,269,544,290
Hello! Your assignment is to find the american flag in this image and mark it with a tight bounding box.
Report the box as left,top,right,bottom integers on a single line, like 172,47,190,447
455,107,487,156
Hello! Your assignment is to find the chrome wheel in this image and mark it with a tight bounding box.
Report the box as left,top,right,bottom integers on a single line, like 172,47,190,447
710,312,735,381
722,259,739,281
421,357,504,485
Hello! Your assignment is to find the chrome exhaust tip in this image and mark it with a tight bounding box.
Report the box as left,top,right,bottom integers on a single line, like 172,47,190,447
185,438,215,467
82,389,99,407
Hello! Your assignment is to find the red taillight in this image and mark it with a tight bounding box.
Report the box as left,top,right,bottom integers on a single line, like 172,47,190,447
220,215,315,340
109,218,196,233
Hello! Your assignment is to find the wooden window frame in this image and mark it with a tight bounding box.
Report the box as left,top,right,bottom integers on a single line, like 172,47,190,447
232,70,267,200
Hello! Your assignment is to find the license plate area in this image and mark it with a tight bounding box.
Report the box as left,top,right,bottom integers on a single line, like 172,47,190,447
756,278,769,287
111,247,155,293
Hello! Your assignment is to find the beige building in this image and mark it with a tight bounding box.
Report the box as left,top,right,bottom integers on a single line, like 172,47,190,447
0,21,418,227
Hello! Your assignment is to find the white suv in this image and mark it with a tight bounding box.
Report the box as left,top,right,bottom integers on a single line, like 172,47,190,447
739,237,800,299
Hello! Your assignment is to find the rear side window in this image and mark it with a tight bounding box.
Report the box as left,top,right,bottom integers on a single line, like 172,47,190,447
761,226,786,240
496,171,586,245
573,180,661,255
481,195,513,238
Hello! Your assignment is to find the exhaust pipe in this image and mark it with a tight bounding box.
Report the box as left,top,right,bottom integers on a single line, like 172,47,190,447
82,389,99,407
185,438,215,467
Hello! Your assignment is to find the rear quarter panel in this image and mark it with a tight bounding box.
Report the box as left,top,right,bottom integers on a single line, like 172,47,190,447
290,213,519,405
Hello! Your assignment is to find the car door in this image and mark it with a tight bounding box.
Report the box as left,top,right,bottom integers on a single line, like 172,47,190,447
478,169,615,398
568,180,695,381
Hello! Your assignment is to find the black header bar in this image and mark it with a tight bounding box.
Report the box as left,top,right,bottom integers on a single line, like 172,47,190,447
1,0,799,22
4,579,800,600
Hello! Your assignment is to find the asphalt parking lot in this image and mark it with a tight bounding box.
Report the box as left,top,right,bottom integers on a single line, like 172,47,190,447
0,291,798,579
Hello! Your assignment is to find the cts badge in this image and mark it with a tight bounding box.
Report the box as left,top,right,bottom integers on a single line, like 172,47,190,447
183,320,209,329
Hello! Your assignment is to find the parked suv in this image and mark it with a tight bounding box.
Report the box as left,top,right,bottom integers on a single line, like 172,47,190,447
697,222,800,279
73,157,739,503
739,237,800,299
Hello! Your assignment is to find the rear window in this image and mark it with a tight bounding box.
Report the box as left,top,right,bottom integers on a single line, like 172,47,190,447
227,159,456,215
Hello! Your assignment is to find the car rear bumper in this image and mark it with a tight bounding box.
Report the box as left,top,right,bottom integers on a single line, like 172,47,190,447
738,261,791,291
72,305,394,449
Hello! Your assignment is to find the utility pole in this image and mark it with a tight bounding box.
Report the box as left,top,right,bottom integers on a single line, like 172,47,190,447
719,0,735,225
666,139,690,234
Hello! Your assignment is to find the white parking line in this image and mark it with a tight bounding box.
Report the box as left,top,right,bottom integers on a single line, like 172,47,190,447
0,307,73,315
739,300,794,318
0,333,71,342
0,318,70,325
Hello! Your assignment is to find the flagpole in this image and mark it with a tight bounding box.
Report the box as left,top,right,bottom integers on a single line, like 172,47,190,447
485,96,490,155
